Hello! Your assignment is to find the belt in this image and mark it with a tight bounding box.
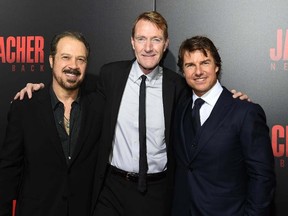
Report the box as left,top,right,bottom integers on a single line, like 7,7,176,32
109,165,166,182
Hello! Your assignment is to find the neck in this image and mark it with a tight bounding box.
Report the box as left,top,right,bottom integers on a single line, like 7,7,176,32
138,63,158,75
52,84,79,104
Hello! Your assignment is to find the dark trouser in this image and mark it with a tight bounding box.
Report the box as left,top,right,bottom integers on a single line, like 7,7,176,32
94,166,170,216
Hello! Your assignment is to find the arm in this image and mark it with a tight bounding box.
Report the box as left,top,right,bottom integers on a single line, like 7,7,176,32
0,102,24,215
13,73,99,100
13,83,45,100
241,104,275,215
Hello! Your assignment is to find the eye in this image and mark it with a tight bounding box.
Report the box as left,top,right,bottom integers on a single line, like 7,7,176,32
135,37,146,43
202,60,211,65
76,57,87,64
184,63,194,68
61,55,70,61
151,37,163,44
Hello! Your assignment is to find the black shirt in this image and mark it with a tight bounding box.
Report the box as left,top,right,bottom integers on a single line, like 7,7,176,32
50,86,82,164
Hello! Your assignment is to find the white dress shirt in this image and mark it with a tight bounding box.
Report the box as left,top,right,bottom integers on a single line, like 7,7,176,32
192,80,223,125
110,61,167,173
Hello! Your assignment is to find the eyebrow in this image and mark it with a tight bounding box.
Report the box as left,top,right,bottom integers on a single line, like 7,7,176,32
184,58,211,66
201,59,211,64
60,53,87,58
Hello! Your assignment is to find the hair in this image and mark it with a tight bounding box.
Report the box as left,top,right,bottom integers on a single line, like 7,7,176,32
50,31,90,60
131,11,168,40
177,36,222,76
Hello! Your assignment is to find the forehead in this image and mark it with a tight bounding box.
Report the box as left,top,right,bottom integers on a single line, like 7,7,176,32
134,19,164,37
56,37,87,55
183,49,213,62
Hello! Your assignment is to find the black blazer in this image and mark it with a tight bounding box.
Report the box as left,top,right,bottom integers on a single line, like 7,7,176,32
91,60,189,213
172,87,275,216
0,86,104,216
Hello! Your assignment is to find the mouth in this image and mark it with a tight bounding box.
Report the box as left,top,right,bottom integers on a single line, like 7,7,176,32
63,69,81,77
194,77,206,82
142,53,156,57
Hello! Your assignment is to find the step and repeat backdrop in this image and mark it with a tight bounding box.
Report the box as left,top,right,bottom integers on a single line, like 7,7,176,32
0,0,287,215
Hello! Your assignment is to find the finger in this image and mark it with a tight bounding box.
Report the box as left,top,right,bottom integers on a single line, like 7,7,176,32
232,91,242,98
26,83,34,98
240,94,252,102
39,83,45,89
19,88,28,100
13,92,20,100
239,94,247,100
27,89,33,99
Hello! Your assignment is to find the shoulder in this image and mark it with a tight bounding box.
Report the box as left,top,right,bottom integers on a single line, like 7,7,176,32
221,87,266,115
81,73,98,93
100,60,133,71
7,89,50,121
163,67,187,86
85,90,105,104
162,66,190,99
82,91,105,119
11,87,49,108
163,67,182,79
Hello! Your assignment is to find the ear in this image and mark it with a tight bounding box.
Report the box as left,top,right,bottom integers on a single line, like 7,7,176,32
215,66,219,73
49,55,53,68
164,38,169,51
131,37,135,50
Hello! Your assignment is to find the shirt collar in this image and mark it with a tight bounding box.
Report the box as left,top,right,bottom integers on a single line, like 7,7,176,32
49,85,81,111
192,80,223,106
131,60,162,83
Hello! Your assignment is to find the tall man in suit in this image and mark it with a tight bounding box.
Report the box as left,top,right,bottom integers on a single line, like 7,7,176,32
172,35,275,216
0,31,104,216
92,11,188,216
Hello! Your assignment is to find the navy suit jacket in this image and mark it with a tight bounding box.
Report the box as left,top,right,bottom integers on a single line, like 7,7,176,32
172,87,275,216
91,60,189,215
0,86,104,216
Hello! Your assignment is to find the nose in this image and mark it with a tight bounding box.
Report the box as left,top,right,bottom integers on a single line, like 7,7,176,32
68,58,79,69
144,40,153,52
195,65,203,76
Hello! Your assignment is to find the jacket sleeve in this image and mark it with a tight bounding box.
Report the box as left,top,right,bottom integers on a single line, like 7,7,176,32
0,101,24,216
241,103,276,216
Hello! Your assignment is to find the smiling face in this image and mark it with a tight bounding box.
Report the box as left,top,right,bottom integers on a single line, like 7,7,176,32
49,36,87,92
182,49,219,96
131,19,169,74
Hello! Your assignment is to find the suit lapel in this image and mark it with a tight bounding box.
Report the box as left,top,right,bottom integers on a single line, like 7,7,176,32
190,88,235,162
110,64,131,136
179,98,194,162
69,93,92,165
162,69,177,147
36,88,66,163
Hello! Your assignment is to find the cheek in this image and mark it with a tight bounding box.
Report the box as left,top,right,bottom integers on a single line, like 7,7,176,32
133,44,142,52
183,69,193,77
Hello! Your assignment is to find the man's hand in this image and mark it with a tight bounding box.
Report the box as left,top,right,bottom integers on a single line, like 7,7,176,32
231,89,251,102
14,83,45,100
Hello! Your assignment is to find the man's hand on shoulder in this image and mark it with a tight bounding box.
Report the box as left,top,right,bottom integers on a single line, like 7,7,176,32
14,83,45,100
230,89,252,102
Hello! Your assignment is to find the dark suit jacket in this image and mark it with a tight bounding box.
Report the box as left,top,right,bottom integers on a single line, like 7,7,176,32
172,87,275,216
91,60,189,214
0,86,104,216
